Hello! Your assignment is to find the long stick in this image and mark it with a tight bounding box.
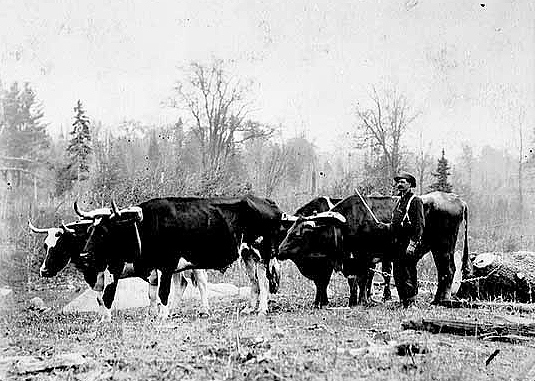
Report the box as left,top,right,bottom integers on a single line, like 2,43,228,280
354,188,381,224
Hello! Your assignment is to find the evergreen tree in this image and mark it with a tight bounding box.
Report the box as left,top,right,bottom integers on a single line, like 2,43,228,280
55,100,92,195
0,82,50,159
67,100,92,181
429,148,453,192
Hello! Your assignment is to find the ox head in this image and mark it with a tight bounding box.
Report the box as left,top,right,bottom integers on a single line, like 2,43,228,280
278,211,347,261
78,200,143,287
29,218,94,277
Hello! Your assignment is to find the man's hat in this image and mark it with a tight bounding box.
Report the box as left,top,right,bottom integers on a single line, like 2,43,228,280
394,171,416,188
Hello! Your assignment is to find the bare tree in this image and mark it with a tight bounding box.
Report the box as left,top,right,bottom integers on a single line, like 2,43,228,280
171,59,271,173
515,107,526,227
414,130,434,195
353,86,419,188
263,143,291,197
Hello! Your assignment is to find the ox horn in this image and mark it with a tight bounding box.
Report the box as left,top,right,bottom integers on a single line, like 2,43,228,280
111,199,122,217
61,221,75,234
28,219,49,234
74,201,93,219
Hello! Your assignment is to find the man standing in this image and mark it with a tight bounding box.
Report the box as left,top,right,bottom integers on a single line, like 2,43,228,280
391,171,425,308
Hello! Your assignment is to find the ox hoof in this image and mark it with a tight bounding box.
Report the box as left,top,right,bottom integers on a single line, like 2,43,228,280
157,305,171,320
240,306,256,315
431,299,453,307
93,316,112,325
364,298,380,307
348,299,359,308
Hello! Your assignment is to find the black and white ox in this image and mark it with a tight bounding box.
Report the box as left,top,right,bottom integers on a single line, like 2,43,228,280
29,217,95,280
78,195,283,321
29,209,209,320
279,191,471,307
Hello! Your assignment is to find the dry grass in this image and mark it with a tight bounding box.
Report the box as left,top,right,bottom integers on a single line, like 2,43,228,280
1,258,535,381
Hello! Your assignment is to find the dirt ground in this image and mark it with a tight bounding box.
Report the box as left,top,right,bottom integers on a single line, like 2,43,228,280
1,260,535,381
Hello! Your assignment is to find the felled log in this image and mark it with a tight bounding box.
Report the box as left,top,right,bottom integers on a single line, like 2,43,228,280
456,251,535,302
434,299,535,313
402,316,535,339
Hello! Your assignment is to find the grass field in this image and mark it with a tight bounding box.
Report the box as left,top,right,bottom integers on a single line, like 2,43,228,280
1,256,535,381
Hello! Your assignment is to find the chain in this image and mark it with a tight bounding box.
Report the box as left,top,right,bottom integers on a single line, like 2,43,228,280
368,264,502,286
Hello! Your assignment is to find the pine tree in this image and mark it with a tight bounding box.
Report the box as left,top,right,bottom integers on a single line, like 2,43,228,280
55,100,92,195
66,100,92,181
0,82,50,159
429,148,453,192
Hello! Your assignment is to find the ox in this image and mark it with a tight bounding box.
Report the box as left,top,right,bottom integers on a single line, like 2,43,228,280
279,196,393,307
78,195,283,321
29,211,209,319
279,191,471,307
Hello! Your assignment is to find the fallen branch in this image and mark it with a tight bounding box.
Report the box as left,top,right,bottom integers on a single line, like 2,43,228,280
0,352,87,375
435,299,535,313
402,317,535,339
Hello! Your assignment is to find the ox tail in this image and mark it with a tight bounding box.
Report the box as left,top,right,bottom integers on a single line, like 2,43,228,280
461,203,472,278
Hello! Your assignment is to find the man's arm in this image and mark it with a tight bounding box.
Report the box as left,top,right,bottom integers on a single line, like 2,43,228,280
406,197,425,255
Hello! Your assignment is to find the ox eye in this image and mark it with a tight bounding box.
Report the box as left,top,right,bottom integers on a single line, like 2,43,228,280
55,232,62,237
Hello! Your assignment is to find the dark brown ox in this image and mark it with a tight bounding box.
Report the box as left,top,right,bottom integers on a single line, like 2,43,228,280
279,191,471,307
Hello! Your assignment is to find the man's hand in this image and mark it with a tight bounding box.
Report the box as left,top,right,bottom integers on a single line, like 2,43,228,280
406,240,417,257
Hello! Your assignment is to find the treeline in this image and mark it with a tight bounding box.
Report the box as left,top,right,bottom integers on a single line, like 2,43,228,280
1,60,534,253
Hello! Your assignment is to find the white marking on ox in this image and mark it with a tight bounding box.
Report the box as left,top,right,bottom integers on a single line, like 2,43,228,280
148,268,210,320
169,270,209,317
92,270,112,322
175,258,195,272
43,228,62,251
240,238,271,315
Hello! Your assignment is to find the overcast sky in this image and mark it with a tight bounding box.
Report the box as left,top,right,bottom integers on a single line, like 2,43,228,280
1,0,533,156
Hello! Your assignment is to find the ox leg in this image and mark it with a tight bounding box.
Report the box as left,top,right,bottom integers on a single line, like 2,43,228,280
347,276,360,307
192,269,210,317
92,271,113,323
157,271,173,320
366,268,374,300
313,263,334,308
267,258,281,294
348,266,373,306
358,271,371,305
170,271,189,308
313,279,329,308
432,251,455,304
256,262,270,316
99,279,119,322
94,291,111,323
241,256,260,315
381,260,392,301
148,270,161,316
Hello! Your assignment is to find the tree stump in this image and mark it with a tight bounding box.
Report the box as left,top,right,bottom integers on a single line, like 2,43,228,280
456,251,535,303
